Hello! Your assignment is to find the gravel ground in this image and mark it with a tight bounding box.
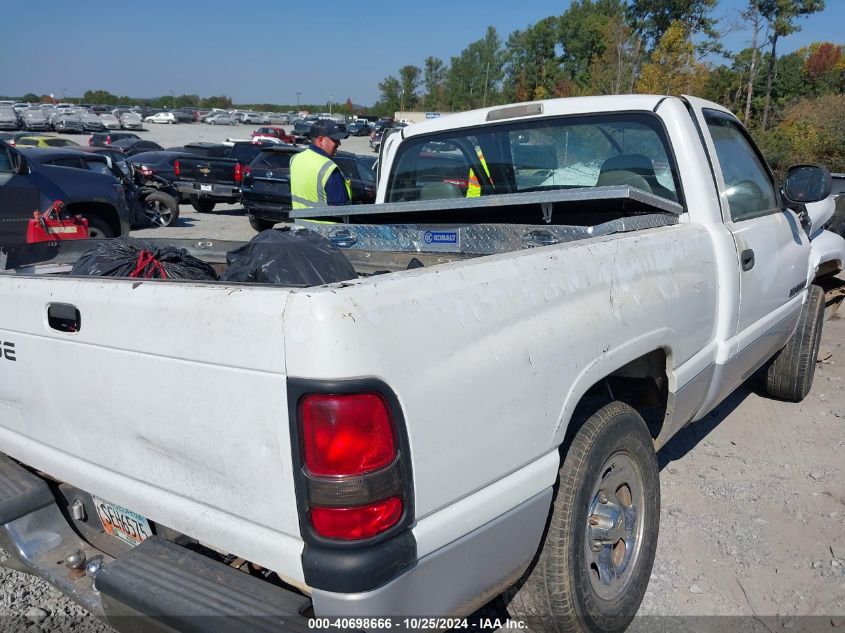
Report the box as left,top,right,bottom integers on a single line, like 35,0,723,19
2,123,844,630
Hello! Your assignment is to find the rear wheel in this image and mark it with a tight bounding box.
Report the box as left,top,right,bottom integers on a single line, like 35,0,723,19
249,217,276,232
765,284,825,402
81,215,116,239
143,191,179,227
506,401,659,633
189,195,216,214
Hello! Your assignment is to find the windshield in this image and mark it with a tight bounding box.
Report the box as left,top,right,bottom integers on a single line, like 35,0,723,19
385,112,680,205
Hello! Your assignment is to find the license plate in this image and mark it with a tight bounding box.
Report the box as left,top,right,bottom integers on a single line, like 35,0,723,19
92,495,152,547
200,184,213,192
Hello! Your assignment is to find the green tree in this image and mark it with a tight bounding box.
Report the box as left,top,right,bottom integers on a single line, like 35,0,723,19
398,65,421,112
503,18,560,103
558,0,626,89
21,93,39,103
447,27,505,110
423,57,447,110
587,14,643,94
377,75,402,114
635,21,709,95
627,0,719,51
202,95,233,109
758,0,826,129
83,89,119,104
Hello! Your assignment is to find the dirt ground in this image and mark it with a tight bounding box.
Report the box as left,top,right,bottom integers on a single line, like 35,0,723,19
633,280,845,631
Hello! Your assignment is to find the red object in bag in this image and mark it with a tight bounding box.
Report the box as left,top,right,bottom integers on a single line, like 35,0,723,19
26,201,89,244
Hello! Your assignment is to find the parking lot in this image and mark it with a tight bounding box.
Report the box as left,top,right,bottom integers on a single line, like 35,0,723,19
43,120,374,241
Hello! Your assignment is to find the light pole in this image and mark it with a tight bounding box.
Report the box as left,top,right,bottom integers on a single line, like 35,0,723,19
329,93,333,117
296,91,301,111
61,88,66,101
170,90,176,109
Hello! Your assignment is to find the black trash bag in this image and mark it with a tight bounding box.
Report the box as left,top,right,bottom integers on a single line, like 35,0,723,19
222,228,357,286
71,237,217,280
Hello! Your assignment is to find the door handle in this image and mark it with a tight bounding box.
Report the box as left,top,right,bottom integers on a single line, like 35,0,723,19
740,249,755,271
47,303,81,333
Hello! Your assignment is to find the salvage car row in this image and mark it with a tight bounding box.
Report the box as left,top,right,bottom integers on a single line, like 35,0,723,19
0,120,377,249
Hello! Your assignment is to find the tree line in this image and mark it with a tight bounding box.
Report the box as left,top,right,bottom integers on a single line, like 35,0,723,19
374,0,843,172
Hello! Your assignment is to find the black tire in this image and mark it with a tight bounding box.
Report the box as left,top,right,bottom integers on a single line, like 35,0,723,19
143,191,180,227
765,284,825,402
189,195,216,214
81,215,116,239
249,217,276,232
506,401,660,633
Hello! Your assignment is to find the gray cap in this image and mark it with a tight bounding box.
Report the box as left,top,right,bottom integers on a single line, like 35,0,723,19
309,119,349,141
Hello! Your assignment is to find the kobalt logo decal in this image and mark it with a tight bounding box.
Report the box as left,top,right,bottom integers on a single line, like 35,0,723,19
423,231,458,245
1,341,15,362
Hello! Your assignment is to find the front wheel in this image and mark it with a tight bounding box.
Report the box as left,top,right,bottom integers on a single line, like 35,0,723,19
505,401,659,633
765,284,825,402
81,215,116,239
143,191,179,227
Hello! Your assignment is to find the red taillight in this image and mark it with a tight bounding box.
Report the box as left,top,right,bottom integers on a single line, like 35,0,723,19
310,497,403,540
173,160,180,177
234,162,243,183
443,178,469,188
243,165,251,178
300,393,396,476
105,136,111,145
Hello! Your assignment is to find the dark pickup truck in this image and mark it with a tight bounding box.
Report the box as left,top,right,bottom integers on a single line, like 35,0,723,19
242,147,376,231
173,141,275,213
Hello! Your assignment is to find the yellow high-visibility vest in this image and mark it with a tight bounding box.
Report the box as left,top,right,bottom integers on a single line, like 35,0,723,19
466,149,492,198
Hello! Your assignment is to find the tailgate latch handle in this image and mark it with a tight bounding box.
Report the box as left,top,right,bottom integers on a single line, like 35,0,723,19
47,303,81,333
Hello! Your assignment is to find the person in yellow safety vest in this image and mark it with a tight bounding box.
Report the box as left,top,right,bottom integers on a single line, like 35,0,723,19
466,147,492,198
290,119,352,210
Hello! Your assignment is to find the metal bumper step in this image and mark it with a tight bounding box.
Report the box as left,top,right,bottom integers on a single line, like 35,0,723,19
96,536,312,633
0,454,54,524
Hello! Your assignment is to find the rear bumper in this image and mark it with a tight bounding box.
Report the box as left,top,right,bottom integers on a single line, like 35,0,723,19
175,180,240,200
0,454,310,632
244,199,291,221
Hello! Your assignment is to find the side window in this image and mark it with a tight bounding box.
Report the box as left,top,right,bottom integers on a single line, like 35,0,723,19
49,158,84,169
0,149,12,172
704,110,778,221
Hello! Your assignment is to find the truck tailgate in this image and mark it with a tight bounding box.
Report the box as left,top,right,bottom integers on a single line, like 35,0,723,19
0,276,305,581
180,157,237,185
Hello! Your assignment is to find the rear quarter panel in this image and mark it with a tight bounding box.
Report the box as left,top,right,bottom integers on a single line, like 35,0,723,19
283,223,718,553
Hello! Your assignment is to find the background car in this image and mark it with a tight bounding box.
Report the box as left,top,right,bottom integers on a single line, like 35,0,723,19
241,112,264,124
205,113,235,126
348,121,371,136
369,128,385,152
107,138,164,156
128,150,193,190
250,126,295,144
99,113,121,130
119,112,143,130
81,111,105,132
144,112,176,124
88,132,141,147
0,106,19,130
15,136,80,148
21,108,50,131
51,110,84,133
0,131,43,147
171,109,197,123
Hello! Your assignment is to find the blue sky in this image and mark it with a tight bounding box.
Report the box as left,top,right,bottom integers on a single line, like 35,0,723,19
0,0,842,107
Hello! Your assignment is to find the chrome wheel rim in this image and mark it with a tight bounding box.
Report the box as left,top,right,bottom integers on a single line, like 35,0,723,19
144,199,172,227
584,451,646,601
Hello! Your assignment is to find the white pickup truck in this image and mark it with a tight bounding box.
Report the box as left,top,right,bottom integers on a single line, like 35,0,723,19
0,95,839,633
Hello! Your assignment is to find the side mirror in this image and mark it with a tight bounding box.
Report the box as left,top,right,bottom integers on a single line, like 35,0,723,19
783,164,832,205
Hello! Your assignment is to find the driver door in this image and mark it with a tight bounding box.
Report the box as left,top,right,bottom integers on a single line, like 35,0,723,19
686,98,810,384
